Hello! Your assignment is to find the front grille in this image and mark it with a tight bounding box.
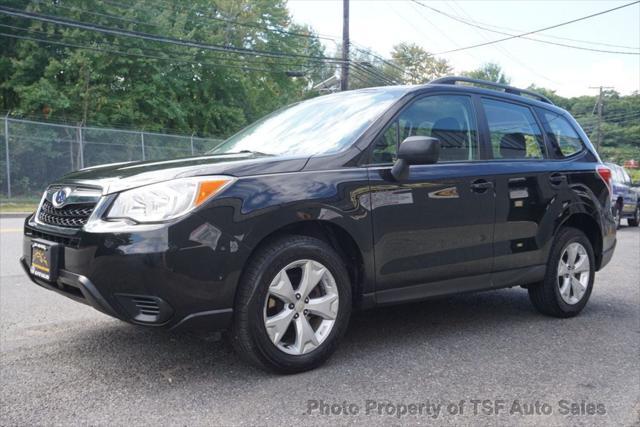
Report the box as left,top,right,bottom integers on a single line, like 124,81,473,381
25,227,81,248
38,199,95,228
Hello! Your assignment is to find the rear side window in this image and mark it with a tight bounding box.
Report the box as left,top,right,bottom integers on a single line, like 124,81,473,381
482,98,546,160
371,95,479,164
539,111,584,157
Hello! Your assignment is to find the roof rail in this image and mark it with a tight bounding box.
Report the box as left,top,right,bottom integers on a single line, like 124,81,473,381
430,76,554,105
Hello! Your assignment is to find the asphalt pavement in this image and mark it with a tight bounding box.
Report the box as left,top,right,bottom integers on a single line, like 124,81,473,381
1,215,638,426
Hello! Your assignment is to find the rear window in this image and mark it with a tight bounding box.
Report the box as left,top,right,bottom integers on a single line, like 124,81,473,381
539,111,584,158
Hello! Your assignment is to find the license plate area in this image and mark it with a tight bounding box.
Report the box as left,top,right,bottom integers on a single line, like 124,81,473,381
30,239,61,283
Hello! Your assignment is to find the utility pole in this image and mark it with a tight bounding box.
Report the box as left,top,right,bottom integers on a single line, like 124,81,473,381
4,113,11,198
589,85,613,153
340,0,349,91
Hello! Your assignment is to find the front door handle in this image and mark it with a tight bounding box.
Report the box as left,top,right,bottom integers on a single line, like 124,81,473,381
549,173,567,186
470,179,494,193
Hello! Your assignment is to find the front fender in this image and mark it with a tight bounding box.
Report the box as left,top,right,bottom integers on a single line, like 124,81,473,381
195,169,375,293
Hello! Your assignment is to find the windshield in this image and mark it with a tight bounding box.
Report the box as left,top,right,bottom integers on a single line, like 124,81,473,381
209,88,406,156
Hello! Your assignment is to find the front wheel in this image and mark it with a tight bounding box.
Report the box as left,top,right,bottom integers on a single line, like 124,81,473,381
231,235,352,374
528,227,595,318
628,205,639,227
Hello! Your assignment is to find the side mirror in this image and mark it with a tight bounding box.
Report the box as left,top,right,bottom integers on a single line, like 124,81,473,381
391,136,440,180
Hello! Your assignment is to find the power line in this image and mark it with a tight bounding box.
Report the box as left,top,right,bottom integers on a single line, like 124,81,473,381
411,0,640,55
349,43,407,75
48,0,407,82
40,0,406,83
348,65,387,86
0,23,331,71
352,62,397,85
0,32,317,74
101,0,340,44
393,2,481,64
580,111,640,123
445,0,561,86
0,6,349,64
429,3,639,50
578,111,640,123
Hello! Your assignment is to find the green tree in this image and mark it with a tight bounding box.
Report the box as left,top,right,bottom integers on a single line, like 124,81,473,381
389,43,452,85
1,0,328,136
462,62,511,84
0,0,334,195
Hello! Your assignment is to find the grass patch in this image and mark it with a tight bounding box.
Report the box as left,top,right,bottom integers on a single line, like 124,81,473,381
0,198,39,213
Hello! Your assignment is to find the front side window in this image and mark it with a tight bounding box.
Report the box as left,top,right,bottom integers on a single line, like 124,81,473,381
539,110,585,158
371,95,479,164
482,98,546,160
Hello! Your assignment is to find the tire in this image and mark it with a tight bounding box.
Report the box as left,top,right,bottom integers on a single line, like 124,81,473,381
231,235,352,374
528,227,595,318
628,205,639,227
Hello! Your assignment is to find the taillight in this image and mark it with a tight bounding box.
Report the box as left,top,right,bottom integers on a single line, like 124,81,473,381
597,166,612,191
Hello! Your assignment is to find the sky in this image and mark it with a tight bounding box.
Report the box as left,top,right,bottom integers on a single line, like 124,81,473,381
288,0,640,97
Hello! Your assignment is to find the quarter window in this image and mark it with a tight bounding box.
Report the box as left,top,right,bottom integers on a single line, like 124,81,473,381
482,98,546,160
540,111,585,157
371,95,479,164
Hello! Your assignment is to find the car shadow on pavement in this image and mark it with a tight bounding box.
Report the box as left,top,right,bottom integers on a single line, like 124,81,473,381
51,283,632,384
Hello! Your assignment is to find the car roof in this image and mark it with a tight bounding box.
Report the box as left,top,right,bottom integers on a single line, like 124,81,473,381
348,81,570,116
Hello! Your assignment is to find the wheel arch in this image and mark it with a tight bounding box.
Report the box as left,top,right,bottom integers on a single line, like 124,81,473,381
236,219,368,308
559,213,604,270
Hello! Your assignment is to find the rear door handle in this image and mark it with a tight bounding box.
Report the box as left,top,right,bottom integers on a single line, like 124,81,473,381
470,179,494,193
550,173,567,186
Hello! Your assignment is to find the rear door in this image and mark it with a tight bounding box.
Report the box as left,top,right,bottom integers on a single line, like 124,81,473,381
479,97,560,283
367,93,497,303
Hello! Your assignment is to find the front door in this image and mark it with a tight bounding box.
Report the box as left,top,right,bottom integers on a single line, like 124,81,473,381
366,94,496,304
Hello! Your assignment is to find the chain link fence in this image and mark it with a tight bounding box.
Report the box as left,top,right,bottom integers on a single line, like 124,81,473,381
0,117,223,199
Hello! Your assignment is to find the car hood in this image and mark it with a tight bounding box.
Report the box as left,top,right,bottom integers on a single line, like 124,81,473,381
56,153,309,194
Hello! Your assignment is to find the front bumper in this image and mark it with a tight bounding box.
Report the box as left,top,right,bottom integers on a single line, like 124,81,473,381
21,213,248,331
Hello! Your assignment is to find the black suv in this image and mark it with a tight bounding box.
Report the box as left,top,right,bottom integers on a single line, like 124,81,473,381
21,77,617,373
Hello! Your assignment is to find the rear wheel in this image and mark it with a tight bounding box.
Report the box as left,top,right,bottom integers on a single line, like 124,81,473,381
231,235,352,373
628,205,639,227
528,227,595,318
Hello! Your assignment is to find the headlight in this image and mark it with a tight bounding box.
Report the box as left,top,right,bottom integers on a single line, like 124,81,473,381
106,176,235,223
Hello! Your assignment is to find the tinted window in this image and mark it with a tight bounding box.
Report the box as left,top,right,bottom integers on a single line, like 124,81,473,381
540,111,584,157
482,98,545,160
371,95,478,163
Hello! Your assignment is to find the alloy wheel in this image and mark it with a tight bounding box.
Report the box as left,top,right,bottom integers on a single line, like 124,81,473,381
557,242,590,305
263,259,339,355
